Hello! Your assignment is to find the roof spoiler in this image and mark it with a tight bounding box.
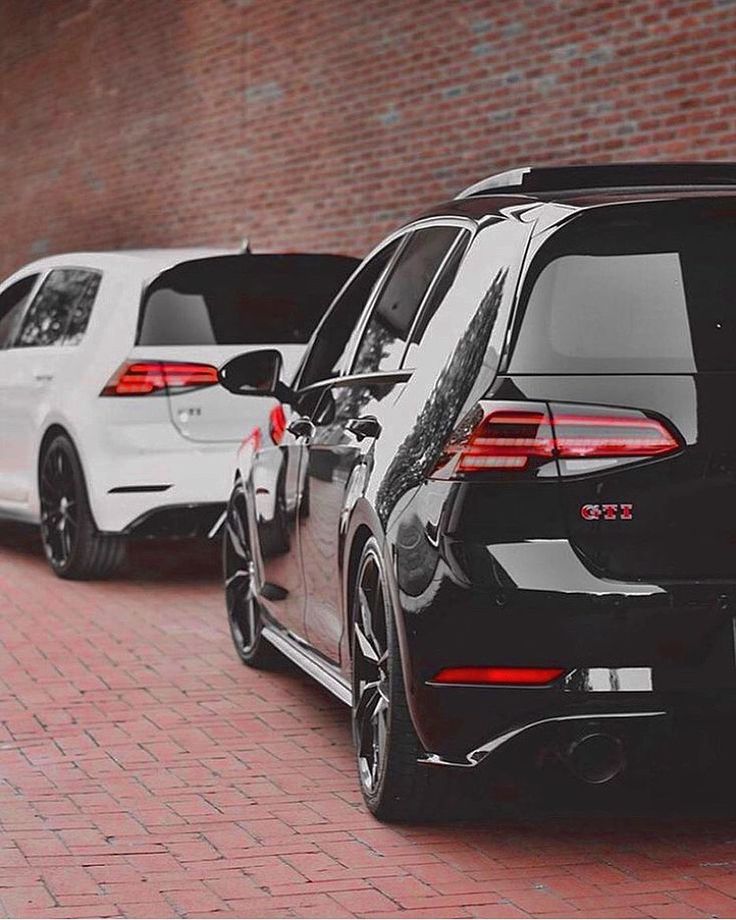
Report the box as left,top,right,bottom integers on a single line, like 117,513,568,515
455,163,736,199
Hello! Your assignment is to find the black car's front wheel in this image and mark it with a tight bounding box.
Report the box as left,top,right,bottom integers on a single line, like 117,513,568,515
351,536,458,822
223,480,280,669
39,434,126,580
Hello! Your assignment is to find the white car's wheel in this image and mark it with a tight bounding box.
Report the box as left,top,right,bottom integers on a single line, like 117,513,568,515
39,435,126,580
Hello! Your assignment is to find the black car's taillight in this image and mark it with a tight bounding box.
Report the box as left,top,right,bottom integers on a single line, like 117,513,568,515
100,360,219,396
552,409,679,459
431,401,680,480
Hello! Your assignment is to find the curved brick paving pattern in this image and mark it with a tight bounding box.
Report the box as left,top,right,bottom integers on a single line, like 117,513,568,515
0,524,735,918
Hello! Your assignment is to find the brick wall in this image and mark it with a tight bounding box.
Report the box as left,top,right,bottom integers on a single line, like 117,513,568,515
1,0,736,277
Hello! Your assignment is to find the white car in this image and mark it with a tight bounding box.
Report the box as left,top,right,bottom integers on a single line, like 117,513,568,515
0,248,357,578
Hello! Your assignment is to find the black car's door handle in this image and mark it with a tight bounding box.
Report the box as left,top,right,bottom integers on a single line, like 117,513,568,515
345,416,382,441
286,416,315,441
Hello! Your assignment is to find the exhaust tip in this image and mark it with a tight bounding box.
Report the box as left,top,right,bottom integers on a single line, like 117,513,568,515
564,731,626,785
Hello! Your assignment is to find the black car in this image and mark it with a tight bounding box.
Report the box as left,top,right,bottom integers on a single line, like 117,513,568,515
219,163,736,821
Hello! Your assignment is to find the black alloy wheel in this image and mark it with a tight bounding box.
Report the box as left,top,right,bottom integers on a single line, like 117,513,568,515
40,443,77,570
39,434,126,579
351,537,460,822
223,480,280,668
352,544,391,795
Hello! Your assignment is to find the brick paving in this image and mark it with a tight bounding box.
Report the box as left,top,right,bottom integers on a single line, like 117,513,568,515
0,524,736,918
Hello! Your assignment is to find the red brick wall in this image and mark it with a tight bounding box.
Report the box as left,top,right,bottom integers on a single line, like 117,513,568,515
1,0,736,277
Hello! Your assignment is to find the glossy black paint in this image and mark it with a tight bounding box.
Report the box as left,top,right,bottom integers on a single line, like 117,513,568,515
231,179,736,767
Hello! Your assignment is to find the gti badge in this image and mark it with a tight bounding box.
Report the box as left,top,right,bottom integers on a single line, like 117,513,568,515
580,503,633,521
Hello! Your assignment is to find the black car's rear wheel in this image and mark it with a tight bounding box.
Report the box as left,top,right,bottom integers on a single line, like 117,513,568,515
224,480,280,668
39,435,126,580
351,537,459,822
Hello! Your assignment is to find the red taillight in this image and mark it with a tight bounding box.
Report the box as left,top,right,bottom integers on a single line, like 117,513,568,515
461,409,554,472
101,360,219,396
432,402,679,478
552,413,679,458
433,666,565,686
269,404,287,444
433,403,555,477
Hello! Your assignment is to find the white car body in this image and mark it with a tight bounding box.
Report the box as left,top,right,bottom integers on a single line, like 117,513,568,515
0,248,356,540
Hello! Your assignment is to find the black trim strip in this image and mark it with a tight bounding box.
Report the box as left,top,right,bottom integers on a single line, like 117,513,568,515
108,484,172,494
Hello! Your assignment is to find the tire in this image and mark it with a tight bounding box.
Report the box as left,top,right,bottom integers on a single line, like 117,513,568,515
351,536,459,822
223,479,281,669
39,434,126,580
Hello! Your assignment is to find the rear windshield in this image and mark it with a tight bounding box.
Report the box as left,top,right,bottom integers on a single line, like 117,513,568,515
137,254,358,346
509,202,736,373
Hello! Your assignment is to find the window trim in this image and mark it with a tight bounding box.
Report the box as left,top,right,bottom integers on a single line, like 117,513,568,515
292,233,410,390
298,367,413,397
10,265,102,350
400,225,475,370
345,216,477,378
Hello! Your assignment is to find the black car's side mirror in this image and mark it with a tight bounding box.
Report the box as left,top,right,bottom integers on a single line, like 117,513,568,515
218,349,283,396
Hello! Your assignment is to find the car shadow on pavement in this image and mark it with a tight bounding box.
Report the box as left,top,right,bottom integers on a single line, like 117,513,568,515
125,537,221,584
0,520,220,584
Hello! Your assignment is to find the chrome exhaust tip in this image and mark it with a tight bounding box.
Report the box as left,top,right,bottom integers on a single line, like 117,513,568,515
563,731,626,785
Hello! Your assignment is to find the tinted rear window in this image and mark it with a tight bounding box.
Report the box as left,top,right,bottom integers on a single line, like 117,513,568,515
510,202,736,373
137,254,358,346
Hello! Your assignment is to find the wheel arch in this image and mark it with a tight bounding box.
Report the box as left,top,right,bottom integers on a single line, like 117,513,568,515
342,518,432,760
38,423,73,471
37,424,98,528
342,496,386,654
344,523,373,653
342,505,420,737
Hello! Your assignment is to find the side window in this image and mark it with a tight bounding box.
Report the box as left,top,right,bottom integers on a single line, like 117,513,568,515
0,275,39,349
373,219,530,509
395,219,528,411
16,269,101,348
63,273,101,345
298,239,401,388
351,226,460,376
403,230,471,367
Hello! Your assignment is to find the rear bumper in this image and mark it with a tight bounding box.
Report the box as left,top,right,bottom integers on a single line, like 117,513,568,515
86,438,237,533
420,707,668,767
395,535,736,762
414,683,736,768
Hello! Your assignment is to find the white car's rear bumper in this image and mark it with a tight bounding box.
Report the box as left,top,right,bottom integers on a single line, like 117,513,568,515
84,426,238,534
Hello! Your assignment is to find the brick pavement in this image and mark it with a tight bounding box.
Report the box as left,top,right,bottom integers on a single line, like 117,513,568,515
0,522,736,918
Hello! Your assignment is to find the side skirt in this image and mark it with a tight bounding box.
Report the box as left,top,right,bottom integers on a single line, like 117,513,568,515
262,624,353,706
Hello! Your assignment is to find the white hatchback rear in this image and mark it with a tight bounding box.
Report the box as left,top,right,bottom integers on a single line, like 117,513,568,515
0,249,357,577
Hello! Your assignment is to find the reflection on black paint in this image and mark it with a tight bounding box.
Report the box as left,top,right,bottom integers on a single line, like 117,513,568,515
257,448,293,559
310,382,396,484
352,322,395,376
376,267,508,524
396,513,438,596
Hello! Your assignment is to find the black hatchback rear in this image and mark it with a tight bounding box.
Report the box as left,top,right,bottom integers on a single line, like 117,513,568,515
509,198,736,582
410,167,736,784
220,163,736,820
